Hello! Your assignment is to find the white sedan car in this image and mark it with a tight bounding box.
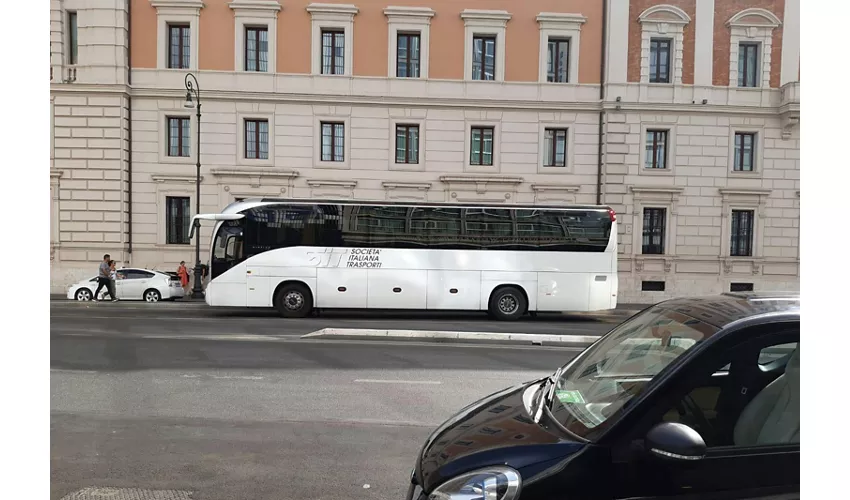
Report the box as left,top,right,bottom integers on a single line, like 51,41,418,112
67,268,185,302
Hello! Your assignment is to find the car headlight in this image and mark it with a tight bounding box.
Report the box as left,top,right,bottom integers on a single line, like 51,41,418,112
428,466,521,500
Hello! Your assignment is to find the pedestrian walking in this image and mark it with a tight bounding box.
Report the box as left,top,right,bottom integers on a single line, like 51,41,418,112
93,254,117,302
177,261,190,295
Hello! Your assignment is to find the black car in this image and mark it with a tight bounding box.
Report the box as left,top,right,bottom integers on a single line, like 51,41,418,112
406,293,800,500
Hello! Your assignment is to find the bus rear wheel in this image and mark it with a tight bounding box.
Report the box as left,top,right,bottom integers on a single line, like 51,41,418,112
274,283,313,318
489,286,527,321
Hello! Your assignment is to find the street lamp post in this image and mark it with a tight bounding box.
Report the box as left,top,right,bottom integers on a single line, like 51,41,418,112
184,73,204,300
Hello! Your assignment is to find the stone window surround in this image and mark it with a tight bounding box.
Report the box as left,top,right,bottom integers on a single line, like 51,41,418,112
536,13,586,84
726,8,782,89
307,3,358,76
637,5,691,85
719,188,771,260
629,186,683,261
230,0,281,74
236,111,275,167
464,120,501,173
388,117,426,172
384,6,435,79
150,0,203,71
461,9,512,82
537,121,575,174
158,109,196,165
728,126,765,177
638,121,678,176
152,175,199,247
50,170,63,245
313,114,352,169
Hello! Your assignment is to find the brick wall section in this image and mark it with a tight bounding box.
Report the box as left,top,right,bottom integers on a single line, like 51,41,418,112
627,0,695,84
713,0,785,87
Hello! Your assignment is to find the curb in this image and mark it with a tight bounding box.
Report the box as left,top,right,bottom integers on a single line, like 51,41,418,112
301,328,601,346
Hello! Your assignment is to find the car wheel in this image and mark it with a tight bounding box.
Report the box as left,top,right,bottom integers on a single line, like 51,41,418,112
144,289,161,303
75,289,93,301
489,286,527,321
274,283,313,318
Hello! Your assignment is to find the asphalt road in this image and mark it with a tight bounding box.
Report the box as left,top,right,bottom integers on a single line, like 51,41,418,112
51,306,586,500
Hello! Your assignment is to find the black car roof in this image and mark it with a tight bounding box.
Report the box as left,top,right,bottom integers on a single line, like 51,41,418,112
653,292,800,329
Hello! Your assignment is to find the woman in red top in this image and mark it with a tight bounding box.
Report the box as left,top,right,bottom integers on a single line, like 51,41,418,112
177,261,190,295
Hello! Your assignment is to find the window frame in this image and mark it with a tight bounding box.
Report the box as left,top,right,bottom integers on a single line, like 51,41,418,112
165,196,192,245
730,209,755,257
394,124,420,164
166,116,191,158
244,26,269,72
471,34,497,81
737,42,760,88
167,23,191,70
547,38,570,83
244,119,270,160
461,9,510,82
230,1,279,74
733,132,757,172
543,128,568,167
320,121,346,162
469,126,496,166
385,7,434,79
308,3,358,76
67,11,78,65
648,37,672,84
396,32,422,78
642,207,667,255
644,129,669,169
320,28,346,75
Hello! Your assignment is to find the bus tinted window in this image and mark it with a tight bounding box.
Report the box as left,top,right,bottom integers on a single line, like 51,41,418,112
239,203,611,252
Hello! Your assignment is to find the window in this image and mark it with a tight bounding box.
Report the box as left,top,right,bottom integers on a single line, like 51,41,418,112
470,126,495,166
547,38,569,82
641,281,666,292
758,342,798,365
321,29,345,75
67,12,78,65
730,282,754,292
168,24,190,69
649,38,671,83
645,130,668,169
733,132,756,172
730,209,755,257
395,124,419,164
166,196,191,245
321,122,345,162
244,119,269,160
166,117,191,157
471,35,496,81
245,27,268,72
396,33,421,78
738,42,759,87
642,208,666,255
543,128,567,167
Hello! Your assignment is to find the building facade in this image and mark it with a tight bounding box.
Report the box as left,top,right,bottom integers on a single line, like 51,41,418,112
49,0,800,303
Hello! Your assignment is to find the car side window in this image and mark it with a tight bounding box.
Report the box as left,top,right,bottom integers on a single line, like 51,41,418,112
655,330,799,449
115,270,128,280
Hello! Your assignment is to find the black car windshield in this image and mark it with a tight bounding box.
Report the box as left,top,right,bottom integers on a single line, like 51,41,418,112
548,306,720,440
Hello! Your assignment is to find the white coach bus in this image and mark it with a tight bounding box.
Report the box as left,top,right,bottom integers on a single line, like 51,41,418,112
193,199,618,321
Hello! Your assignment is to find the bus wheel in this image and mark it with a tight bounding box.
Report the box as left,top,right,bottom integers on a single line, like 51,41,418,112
489,286,527,321
274,283,313,318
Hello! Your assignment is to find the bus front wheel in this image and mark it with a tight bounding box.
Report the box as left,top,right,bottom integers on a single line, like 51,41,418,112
489,286,527,321
274,283,313,318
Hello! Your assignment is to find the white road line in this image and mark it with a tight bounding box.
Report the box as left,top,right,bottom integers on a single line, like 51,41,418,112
354,379,442,385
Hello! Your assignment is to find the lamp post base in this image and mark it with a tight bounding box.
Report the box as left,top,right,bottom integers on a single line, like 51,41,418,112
190,264,205,300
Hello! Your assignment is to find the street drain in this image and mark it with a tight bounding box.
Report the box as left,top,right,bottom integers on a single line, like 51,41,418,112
60,487,192,500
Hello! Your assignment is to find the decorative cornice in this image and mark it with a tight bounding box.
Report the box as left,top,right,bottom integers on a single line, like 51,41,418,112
718,188,772,197
151,174,204,183
440,175,523,185
382,182,431,191
383,6,436,20
306,3,359,16
531,183,580,192
638,4,691,24
536,13,587,26
306,179,357,188
629,186,685,194
228,0,281,13
211,167,299,179
727,8,782,28
150,0,205,10
460,9,512,24
49,169,64,179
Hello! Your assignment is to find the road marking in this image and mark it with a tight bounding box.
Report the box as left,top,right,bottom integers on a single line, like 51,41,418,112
50,369,97,374
303,328,602,345
354,379,442,385
181,374,265,380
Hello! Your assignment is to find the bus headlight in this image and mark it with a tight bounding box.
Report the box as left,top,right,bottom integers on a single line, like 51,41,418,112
428,466,521,500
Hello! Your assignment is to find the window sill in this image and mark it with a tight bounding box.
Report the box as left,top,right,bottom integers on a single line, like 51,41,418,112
728,170,762,177
313,160,350,170
638,167,675,176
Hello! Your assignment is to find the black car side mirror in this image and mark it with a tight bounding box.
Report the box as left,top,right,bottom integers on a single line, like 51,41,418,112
645,422,706,461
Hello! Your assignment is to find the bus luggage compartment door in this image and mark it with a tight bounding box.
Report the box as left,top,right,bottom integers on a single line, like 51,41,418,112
367,269,427,309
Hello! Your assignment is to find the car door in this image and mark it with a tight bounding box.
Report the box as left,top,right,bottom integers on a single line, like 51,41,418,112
113,270,129,299
120,270,154,299
608,322,800,500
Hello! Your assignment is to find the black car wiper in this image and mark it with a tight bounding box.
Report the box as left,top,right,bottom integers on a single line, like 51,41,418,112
533,366,564,424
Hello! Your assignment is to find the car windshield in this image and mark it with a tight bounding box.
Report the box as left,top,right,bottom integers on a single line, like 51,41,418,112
548,305,720,440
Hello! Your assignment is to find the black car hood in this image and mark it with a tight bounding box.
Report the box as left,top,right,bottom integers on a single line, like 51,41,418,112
416,380,586,492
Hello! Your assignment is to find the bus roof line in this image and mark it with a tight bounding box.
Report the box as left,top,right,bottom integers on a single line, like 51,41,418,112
236,198,614,212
